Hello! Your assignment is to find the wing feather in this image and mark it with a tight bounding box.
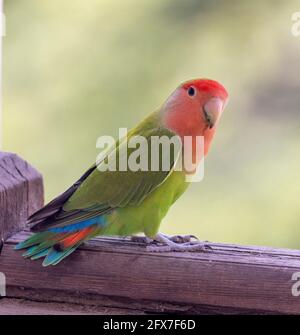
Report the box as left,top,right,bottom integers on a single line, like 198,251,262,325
30,112,181,232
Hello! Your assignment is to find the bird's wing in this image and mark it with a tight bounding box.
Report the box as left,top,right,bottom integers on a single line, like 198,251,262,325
30,118,181,232
28,163,98,231
65,126,180,210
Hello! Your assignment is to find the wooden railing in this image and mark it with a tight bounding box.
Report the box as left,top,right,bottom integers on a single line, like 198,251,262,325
0,152,300,314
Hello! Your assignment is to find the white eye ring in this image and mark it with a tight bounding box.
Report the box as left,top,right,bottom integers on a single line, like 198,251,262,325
187,86,196,97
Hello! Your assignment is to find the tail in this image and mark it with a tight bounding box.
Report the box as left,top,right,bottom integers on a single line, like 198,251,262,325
15,223,100,266
16,164,108,266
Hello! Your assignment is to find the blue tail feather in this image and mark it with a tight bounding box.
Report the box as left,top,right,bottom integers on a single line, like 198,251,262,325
31,249,50,260
42,245,78,267
15,216,105,265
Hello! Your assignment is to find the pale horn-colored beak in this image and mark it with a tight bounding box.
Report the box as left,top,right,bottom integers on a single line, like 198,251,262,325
203,97,224,129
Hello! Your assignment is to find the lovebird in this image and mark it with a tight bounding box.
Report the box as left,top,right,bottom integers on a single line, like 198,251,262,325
16,78,228,266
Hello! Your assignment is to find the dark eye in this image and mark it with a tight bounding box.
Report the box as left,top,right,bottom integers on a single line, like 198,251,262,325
187,86,196,97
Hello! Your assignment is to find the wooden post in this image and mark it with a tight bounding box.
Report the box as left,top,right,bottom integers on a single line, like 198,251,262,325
0,152,44,241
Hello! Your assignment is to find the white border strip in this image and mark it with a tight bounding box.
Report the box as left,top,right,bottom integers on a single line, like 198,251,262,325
0,0,3,149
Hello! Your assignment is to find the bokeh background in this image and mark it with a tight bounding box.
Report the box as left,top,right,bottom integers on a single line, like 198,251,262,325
3,0,300,248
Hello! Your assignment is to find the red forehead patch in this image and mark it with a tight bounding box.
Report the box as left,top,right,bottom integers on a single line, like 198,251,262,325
182,78,228,99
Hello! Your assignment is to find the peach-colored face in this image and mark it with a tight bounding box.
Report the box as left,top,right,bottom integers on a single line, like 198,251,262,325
162,78,228,156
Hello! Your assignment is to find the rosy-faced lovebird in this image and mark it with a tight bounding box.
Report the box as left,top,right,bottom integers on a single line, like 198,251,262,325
16,79,228,266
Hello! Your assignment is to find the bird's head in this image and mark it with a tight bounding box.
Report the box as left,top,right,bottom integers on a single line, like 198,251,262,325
162,78,229,155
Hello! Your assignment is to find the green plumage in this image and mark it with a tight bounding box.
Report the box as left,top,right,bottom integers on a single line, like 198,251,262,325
65,111,179,209
36,111,190,237
17,111,190,265
65,111,189,238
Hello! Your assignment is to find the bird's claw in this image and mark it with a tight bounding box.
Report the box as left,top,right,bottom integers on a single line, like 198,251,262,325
146,242,211,252
146,233,212,253
165,234,199,243
131,234,198,244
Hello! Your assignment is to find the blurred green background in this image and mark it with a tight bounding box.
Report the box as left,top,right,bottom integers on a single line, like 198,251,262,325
3,0,300,248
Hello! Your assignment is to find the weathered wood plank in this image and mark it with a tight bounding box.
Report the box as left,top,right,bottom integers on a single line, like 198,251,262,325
0,152,43,241
1,232,300,314
0,297,143,315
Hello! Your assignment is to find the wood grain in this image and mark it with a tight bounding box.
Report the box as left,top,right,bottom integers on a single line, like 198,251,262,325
1,231,300,314
0,297,143,315
0,152,44,241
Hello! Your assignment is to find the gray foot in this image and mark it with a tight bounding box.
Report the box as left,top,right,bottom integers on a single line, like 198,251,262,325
146,233,212,252
160,233,199,243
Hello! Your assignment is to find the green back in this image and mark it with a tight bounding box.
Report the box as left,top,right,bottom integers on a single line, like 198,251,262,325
64,111,181,211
